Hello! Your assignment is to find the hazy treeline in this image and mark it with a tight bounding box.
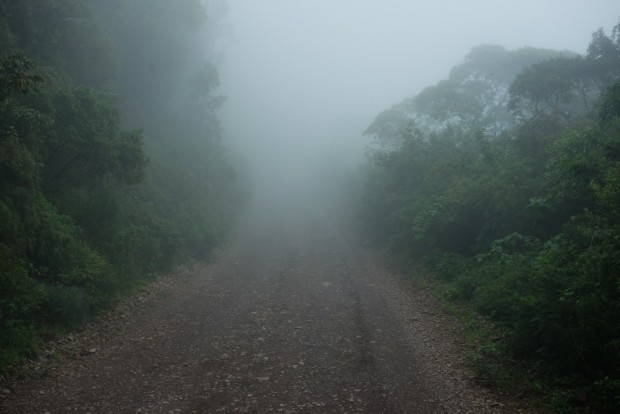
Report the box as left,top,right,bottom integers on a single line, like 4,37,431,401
0,0,243,372
360,24,620,411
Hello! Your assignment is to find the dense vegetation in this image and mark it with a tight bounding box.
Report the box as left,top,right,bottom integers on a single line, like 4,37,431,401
360,24,620,412
0,0,243,373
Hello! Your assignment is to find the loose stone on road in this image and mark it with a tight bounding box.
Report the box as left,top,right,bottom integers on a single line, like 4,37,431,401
1,210,521,413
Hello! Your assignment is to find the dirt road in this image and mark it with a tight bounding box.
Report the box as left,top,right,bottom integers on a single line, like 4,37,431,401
1,208,520,413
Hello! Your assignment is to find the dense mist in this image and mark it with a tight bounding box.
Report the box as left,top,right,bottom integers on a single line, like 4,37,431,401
2,1,620,411
218,0,620,210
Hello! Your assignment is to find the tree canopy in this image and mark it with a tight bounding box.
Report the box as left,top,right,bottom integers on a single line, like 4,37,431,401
0,0,244,372
360,20,620,412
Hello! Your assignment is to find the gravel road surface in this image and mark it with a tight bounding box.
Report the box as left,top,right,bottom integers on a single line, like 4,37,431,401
1,208,523,413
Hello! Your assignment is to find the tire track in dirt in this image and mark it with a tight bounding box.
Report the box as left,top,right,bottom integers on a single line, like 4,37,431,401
1,208,521,413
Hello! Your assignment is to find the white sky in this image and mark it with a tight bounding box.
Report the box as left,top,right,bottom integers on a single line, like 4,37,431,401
216,0,620,199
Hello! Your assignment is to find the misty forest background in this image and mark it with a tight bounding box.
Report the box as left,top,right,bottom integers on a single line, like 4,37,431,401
1,0,620,412
1,0,244,368
359,23,620,411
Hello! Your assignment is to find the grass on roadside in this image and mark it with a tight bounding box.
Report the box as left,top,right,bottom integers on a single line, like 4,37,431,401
405,267,567,413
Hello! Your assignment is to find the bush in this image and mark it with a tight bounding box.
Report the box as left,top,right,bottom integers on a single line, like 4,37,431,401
42,284,91,328
0,247,43,371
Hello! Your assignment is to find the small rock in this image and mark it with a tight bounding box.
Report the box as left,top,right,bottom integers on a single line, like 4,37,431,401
1,389,10,394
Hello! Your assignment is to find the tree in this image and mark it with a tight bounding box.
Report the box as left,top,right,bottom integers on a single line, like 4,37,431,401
586,21,620,91
359,25,620,411
509,21,620,126
31,86,146,191
365,45,563,151
0,0,117,88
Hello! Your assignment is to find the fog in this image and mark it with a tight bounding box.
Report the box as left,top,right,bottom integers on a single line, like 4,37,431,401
217,0,620,208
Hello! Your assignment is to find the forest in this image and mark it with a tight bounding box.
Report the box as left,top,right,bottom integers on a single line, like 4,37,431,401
0,0,244,373
1,0,619,412
360,23,620,411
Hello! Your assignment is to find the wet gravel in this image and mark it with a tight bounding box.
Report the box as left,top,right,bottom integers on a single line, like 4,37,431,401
0,209,527,413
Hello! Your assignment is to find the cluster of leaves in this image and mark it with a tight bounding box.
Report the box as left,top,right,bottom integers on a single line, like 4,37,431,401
0,0,244,372
360,22,620,412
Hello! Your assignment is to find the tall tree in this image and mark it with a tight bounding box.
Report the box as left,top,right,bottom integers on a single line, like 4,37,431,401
365,45,562,150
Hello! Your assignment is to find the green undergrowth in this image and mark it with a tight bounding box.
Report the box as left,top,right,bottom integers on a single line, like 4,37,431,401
359,24,620,413
1,0,245,378
407,261,618,414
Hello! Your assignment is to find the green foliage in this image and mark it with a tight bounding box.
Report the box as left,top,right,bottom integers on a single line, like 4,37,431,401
42,284,91,328
365,45,563,145
31,85,147,190
0,0,244,375
0,0,118,88
0,55,43,95
600,80,620,126
586,22,620,89
509,56,590,123
360,25,620,412
0,247,42,368
509,21,620,127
